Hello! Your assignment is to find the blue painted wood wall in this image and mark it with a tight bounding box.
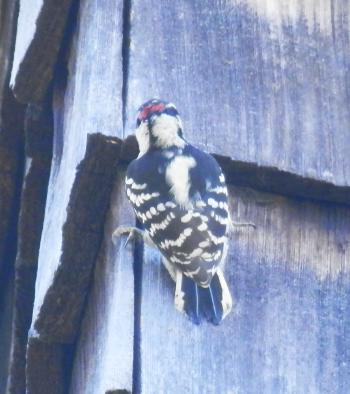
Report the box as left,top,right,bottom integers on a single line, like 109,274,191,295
4,0,350,393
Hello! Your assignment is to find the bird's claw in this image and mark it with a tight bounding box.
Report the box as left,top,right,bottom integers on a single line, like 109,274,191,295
123,232,133,247
112,226,143,247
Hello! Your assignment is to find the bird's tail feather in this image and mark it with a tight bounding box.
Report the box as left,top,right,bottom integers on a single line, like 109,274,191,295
175,268,233,325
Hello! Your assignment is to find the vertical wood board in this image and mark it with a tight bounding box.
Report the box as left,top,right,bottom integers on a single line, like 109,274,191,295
126,0,350,186
69,171,134,394
10,0,74,102
137,185,350,393
31,0,124,329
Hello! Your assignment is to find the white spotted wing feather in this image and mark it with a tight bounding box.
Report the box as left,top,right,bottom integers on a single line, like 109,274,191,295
125,144,229,287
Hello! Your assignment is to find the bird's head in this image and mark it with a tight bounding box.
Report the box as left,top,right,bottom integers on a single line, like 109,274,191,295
135,98,185,156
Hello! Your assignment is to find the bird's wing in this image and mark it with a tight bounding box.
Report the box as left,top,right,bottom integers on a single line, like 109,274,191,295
125,146,230,286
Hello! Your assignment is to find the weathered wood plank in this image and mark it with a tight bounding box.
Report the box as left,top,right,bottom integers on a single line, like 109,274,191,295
0,271,14,392
0,0,18,107
31,0,124,336
8,1,349,393
0,2,25,390
27,0,130,390
34,133,121,343
10,0,75,102
26,133,124,391
137,185,350,393
59,1,136,390
0,90,25,276
0,0,25,276
126,0,350,189
24,131,121,389
26,337,66,394
69,170,134,394
7,101,53,394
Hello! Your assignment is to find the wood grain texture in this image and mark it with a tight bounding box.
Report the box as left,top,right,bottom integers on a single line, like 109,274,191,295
137,185,350,394
0,0,18,108
7,102,53,394
34,133,121,343
126,0,350,187
0,90,25,277
26,337,66,394
31,0,124,333
6,0,349,392
10,0,74,102
0,271,14,393
0,2,25,391
0,0,25,276
27,0,131,390
69,170,134,394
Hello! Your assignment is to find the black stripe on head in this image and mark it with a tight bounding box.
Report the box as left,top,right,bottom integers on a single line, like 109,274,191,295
164,106,183,136
164,107,179,117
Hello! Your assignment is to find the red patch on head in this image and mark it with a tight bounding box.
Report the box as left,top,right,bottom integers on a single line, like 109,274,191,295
138,103,166,121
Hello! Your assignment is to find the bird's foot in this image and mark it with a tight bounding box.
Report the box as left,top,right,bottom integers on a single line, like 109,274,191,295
112,225,145,247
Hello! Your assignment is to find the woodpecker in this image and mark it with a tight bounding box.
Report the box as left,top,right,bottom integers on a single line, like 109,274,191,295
114,98,233,325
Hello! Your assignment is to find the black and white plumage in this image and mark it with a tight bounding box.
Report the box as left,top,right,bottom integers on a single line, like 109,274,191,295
120,98,233,324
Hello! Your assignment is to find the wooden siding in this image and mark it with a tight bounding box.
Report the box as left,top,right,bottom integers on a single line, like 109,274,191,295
0,0,349,393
